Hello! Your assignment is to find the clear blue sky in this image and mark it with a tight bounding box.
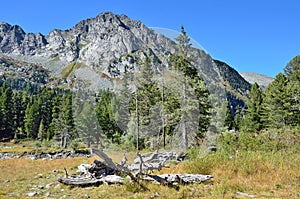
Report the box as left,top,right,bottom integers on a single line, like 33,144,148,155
1,0,300,77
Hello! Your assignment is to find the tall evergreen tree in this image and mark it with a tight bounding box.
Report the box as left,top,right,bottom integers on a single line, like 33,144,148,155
38,118,46,141
1,86,15,139
263,73,290,128
76,102,103,148
24,101,40,139
61,93,76,148
96,90,122,144
170,26,211,149
48,96,62,141
135,58,161,149
241,83,264,132
284,56,300,126
114,70,132,132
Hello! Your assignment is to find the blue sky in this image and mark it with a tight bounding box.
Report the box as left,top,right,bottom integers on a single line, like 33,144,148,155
1,0,300,77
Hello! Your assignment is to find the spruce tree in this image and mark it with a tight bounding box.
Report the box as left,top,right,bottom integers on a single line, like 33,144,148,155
24,101,40,139
76,102,103,148
114,70,132,132
135,57,161,149
38,119,46,141
284,56,300,126
1,86,14,139
170,26,211,149
241,83,264,133
263,73,289,128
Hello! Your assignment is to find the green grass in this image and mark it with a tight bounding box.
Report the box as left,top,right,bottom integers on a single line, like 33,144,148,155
0,141,299,198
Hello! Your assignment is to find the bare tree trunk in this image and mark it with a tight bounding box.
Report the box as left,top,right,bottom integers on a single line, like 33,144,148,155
161,67,165,149
136,91,140,152
183,77,188,150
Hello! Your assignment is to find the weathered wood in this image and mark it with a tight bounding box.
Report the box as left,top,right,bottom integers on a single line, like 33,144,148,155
133,151,186,164
58,149,212,188
157,174,213,184
58,175,124,186
58,177,103,187
91,148,116,170
142,174,213,185
100,175,124,184
236,192,256,198
91,148,149,190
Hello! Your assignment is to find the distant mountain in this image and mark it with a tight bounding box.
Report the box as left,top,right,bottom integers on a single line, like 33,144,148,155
240,72,274,90
0,11,250,108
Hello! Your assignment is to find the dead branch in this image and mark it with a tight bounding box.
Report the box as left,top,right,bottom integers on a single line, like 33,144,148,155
57,149,211,189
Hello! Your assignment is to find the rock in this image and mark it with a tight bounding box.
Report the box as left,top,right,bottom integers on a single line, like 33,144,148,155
46,182,56,189
151,192,159,198
34,174,44,179
0,12,246,104
45,192,51,197
28,192,38,197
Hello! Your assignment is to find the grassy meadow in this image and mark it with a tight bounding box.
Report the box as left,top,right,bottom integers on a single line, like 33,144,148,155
0,140,299,199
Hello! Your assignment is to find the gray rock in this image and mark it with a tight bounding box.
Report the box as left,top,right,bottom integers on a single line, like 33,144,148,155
28,192,38,197
0,11,247,105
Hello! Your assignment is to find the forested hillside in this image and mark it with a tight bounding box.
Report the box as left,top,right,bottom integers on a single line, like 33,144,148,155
0,27,212,151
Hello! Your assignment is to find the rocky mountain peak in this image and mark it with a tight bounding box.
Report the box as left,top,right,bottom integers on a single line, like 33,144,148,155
0,11,250,109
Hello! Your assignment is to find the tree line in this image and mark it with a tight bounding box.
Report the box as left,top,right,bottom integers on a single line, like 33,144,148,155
2,27,298,151
220,55,300,136
0,27,212,151
0,80,76,148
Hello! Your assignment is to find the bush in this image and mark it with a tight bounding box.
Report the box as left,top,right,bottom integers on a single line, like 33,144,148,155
217,131,238,153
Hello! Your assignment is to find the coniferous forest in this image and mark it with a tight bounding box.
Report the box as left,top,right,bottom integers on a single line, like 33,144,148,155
0,12,299,199
0,28,299,152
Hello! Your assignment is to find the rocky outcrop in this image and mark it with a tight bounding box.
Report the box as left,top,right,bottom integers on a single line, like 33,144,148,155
0,12,249,104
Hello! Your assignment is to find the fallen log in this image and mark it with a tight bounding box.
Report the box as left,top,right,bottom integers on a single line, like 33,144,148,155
58,176,103,187
91,148,149,190
157,174,213,184
58,175,125,187
57,149,212,188
140,174,212,185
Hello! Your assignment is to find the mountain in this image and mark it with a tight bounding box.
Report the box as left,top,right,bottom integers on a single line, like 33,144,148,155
213,60,251,108
240,72,274,90
0,12,250,107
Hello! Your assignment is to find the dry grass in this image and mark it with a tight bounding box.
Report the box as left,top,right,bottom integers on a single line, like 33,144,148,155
61,62,82,79
0,149,299,198
183,150,300,198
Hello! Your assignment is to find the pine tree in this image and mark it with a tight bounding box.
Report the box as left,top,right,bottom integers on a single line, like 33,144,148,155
76,102,103,148
216,101,233,132
284,55,300,79
284,56,300,126
38,119,46,141
169,26,211,149
24,101,40,139
135,57,161,149
241,83,264,133
39,88,55,135
48,96,62,141
1,86,14,139
263,73,289,128
96,90,122,144
61,93,76,148
233,105,243,130
114,70,132,132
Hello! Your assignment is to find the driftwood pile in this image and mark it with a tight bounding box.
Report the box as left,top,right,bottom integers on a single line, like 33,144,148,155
58,148,213,187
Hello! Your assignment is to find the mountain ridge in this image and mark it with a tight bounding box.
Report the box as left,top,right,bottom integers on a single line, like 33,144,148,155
0,11,251,109
240,72,274,89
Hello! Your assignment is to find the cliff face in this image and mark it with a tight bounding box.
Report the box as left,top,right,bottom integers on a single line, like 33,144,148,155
0,12,249,105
